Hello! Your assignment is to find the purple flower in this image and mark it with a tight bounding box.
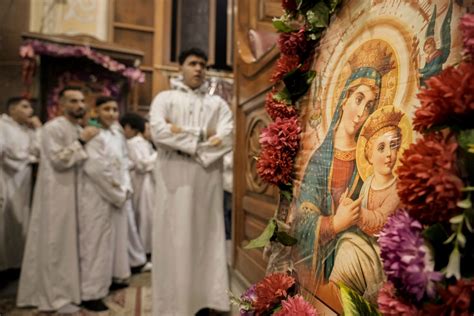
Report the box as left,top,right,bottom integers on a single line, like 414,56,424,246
241,284,257,303
378,210,443,302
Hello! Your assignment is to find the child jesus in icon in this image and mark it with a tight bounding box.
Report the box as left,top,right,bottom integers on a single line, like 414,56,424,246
356,106,405,235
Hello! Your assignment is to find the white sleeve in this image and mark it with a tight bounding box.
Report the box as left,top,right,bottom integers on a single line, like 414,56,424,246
149,92,200,155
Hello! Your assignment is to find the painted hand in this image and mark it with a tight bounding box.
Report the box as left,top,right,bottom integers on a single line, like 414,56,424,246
333,190,362,234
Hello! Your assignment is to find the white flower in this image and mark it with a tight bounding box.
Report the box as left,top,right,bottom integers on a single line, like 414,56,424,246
445,247,461,280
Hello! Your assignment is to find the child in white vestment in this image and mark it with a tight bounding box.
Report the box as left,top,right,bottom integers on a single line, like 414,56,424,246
79,96,131,311
120,113,156,257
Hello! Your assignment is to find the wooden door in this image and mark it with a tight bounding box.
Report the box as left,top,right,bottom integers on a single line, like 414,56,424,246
232,0,282,284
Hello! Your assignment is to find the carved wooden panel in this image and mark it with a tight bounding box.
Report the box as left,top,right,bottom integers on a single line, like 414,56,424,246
115,0,154,26
233,0,280,285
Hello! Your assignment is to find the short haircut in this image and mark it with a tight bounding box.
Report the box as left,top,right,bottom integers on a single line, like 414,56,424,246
119,112,145,133
59,86,83,98
95,96,116,107
178,47,208,65
6,97,28,110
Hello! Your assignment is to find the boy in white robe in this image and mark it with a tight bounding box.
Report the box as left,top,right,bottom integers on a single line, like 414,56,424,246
79,96,131,312
0,97,41,272
149,48,233,315
17,86,99,313
120,112,157,255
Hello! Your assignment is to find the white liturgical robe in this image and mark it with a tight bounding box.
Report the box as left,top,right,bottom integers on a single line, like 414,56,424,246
150,79,233,315
79,128,131,300
17,116,86,311
0,114,39,270
127,135,157,254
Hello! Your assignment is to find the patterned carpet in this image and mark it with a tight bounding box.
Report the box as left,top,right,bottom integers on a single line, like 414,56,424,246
0,272,152,316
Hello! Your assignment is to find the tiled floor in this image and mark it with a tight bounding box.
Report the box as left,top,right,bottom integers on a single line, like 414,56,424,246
0,272,152,316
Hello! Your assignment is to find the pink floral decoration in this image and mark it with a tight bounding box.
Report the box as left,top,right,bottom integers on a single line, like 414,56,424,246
19,40,145,83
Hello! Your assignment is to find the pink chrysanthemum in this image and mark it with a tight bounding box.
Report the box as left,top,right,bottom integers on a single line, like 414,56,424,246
260,117,301,154
274,295,319,316
253,273,295,314
377,282,422,316
397,133,463,225
264,91,298,121
277,27,310,57
414,63,474,132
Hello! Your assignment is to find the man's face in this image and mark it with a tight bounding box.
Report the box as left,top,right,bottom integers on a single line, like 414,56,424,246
61,90,86,119
181,55,206,89
10,99,33,124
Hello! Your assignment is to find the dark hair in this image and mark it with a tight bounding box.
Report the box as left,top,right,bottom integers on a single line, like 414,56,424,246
119,112,145,133
6,97,29,110
59,86,83,98
178,47,208,65
95,96,116,107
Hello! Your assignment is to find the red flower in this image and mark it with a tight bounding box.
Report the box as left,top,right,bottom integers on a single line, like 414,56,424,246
460,14,474,59
277,27,309,57
423,279,474,316
257,148,294,186
253,273,295,314
260,117,301,154
377,282,423,316
271,55,301,83
397,133,463,225
265,91,298,120
414,62,474,132
282,0,297,12
274,295,319,316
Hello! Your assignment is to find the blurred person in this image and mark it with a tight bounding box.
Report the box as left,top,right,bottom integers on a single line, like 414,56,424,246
149,48,233,315
0,97,41,272
120,113,157,256
17,86,99,313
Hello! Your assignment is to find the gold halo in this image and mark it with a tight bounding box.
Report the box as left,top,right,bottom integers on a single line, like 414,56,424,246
356,105,412,181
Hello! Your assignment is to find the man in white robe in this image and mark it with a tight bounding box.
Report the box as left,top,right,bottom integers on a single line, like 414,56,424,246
149,48,233,315
79,96,131,311
0,97,41,272
120,113,157,255
17,86,99,313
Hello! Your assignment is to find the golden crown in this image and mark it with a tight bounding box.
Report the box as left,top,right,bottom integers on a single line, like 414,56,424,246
348,41,395,76
361,107,404,141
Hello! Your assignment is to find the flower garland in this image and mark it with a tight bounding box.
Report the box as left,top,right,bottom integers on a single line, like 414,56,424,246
256,0,341,194
231,273,319,315
19,39,145,86
375,13,474,316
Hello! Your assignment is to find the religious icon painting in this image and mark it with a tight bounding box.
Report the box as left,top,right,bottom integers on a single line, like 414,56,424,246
270,0,467,313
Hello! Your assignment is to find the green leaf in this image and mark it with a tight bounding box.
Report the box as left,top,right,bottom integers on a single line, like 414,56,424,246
283,69,312,102
465,216,473,232
457,129,474,151
306,2,330,29
450,214,464,224
275,231,298,246
244,219,276,249
306,70,316,84
457,197,472,209
325,0,341,13
308,31,322,41
444,233,456,245
274,88,292,103
457,232,466,248
281,190,293,202
339,284,382,316
272,17,293,33
462,186,474,192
